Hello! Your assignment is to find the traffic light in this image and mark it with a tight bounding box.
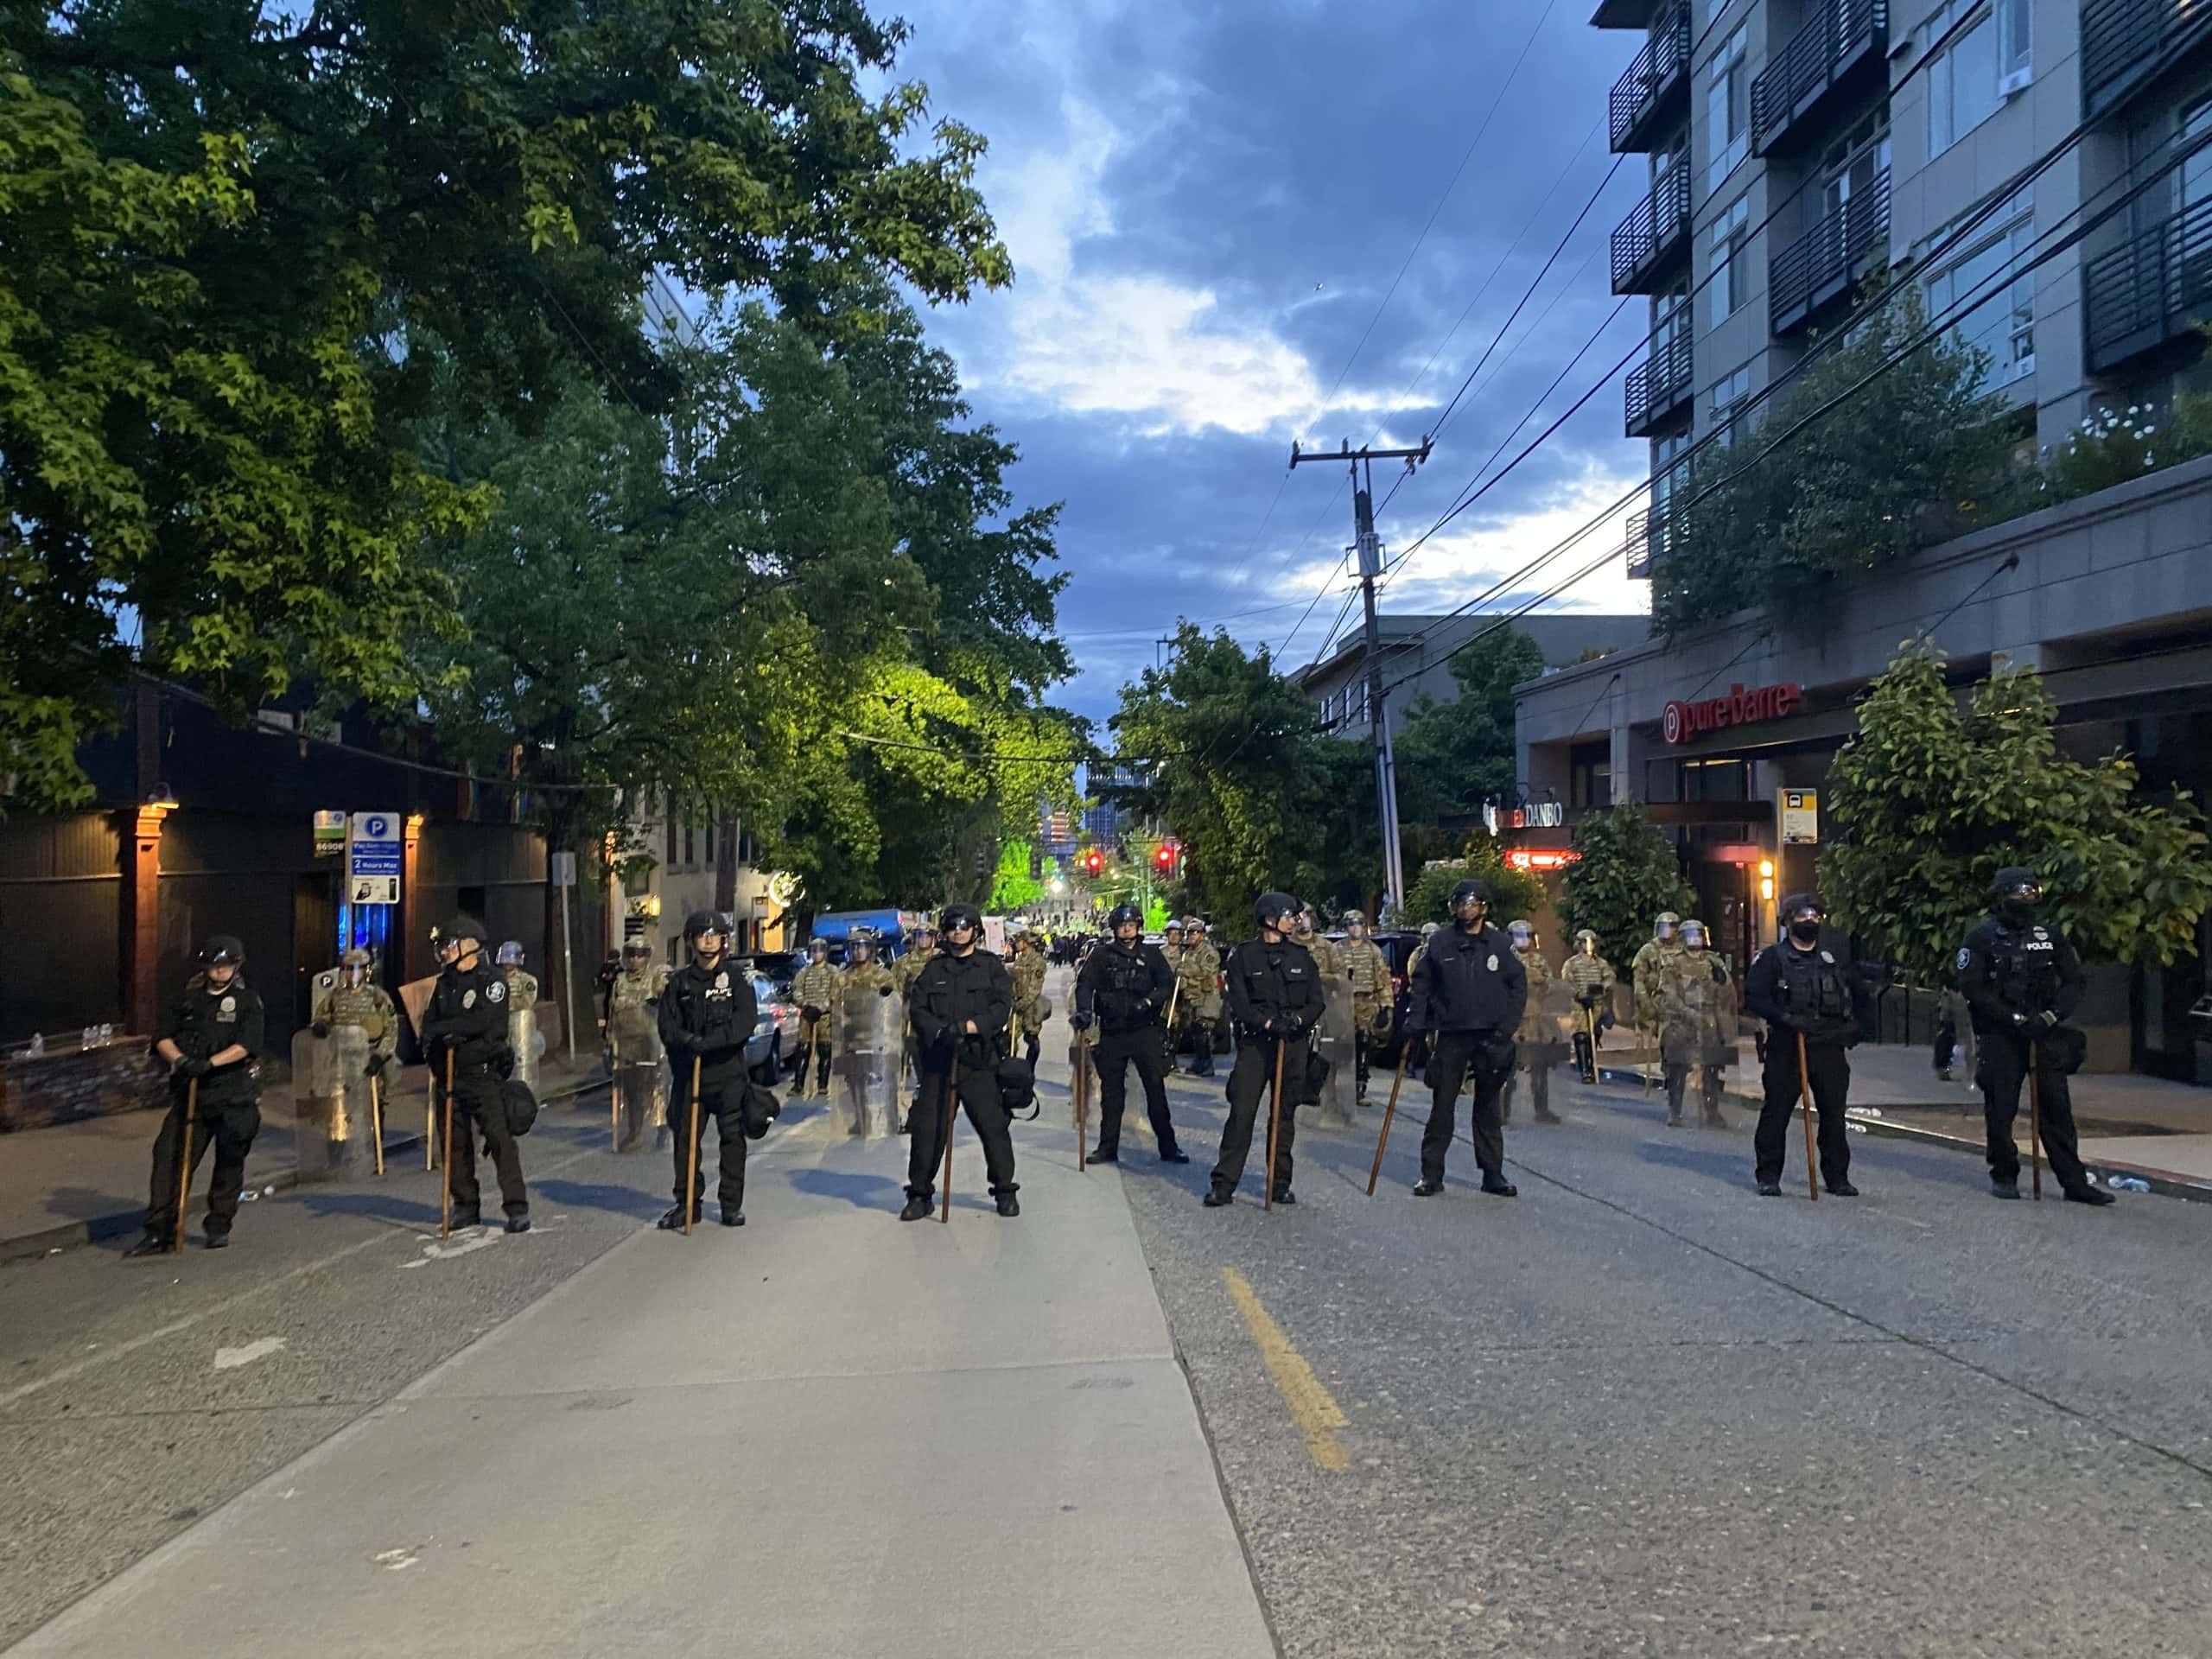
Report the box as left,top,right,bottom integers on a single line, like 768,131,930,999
1154,843,1175,871
1083,848,1104,876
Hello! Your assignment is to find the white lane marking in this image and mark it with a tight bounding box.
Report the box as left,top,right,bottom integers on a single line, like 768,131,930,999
399,1228,505,1268
372,1547,420,1571
212,1336,287,1371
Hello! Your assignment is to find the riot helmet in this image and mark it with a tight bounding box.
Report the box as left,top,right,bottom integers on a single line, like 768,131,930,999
1992,867,2040,925
683,910,731,959
849,928,875,963
497,941,524,968
938,903,982,950
1779,893,1825,946
912,925,938,953
1681,918,1709,951
1343,908,1369,940
443,918,487,967
806,938,829,960
1653,911,1680,943
1108,902,1142,940
1163,922,1183,944
1255,892,1300,936
1508,919,1535,950
1573,928,1599,956
340,945,371,988
1421,921,1441,938
200,934,245,988
1450,880,1491,927
621,939,652,963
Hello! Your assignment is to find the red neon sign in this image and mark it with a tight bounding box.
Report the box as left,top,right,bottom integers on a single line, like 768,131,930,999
1503,849,1580,873
1662,681,1802,745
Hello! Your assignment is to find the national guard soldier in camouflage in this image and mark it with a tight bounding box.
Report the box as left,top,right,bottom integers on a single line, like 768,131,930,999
1503,920,1567,1124
1561,929,1617,1084
790,938,840,1098
1177,918,1224,1077
1405,921,1441,1073
1007,926,1049,1068
1658,919,1733,1128
303,946,397,1174
1631,912,1685,1063
128,936,267,1255
605,940,671,1150
891,925,937,1131
495,942,543,1092
1296,905,1346,980
1339,910,1392,1103
833,929,902,1138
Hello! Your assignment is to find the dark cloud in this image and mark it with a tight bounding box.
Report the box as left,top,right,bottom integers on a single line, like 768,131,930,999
895,0,1656,723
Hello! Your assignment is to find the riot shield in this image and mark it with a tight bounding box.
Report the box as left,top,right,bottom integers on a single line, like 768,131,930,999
609,1021,667,1154
291,1025,379,1180
1309,976,1358,1128
1662,971,1738,1070
832,989,902,1140
1522,972,1573,1068
505,978,543,1093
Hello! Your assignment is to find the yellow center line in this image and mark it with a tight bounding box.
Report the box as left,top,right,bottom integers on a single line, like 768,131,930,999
1220,1266,1349,1471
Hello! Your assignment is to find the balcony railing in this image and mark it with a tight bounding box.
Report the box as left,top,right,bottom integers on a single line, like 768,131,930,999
1751,0,1888,156
2082,0,2212,118
1624,334,1694,438
1625,505,1663,578
1611,163,1694,294
2084,193,2212,371
1609,5,1691,154
1770,170,1890,336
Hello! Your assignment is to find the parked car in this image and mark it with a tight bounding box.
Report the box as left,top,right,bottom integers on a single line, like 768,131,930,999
747,970,800,1084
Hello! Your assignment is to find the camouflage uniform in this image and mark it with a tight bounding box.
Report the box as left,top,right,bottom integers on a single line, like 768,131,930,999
1503,939,1567,1124
791,954,841,1095
1631,914,1685,1046
1658,927,1733,1128
1339,918,1392,1099
308,951,397,1165
891,940,936,1111
607,957,672,1143
311,963,397,1071
1560,935,1618,1081
1007,938,1049,1065
1174,927,1224,1077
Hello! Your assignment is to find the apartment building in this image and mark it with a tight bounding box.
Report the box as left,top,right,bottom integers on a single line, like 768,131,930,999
1595,0,2212,576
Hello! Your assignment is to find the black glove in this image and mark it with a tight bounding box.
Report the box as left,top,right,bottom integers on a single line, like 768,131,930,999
878,985,894,998
311,1020,331,1039
1711,962,1728,984
1069,1010,1094,1032
365,1053,390,1079
492,1046,516,1080
802,1005,823,1022
1599,1011,1616,1031
175,1054,213,1078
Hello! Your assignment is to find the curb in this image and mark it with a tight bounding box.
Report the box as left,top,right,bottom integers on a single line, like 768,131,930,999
1589,1065,2212,1205
0,1077,612,1266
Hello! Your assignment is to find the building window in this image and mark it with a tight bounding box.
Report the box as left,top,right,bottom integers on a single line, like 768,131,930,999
1708,194,1750,327
1922,188,2034,389
1928,2,2029,159
1707,361,1751,444
1651,429,1694,552
1707,24,1749,194
664,806,677,869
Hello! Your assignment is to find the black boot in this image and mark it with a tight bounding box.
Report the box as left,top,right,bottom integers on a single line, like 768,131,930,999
1270,1185,1296,1205
899,1194,933,1222
1089,1145,1119,1164
1160,1147,1191,1164
2063,1184,2116,1206
720,1210,746,1226
1756,1179,1783,1197
204,1232,231,1249
1412,1179,1444,1198
995,1192,1021,1218
657,1205,690,1230
124,1233,169,1259
448,1210,483,1231
1825,1179,1859,1198
505,1216,531,1235
1202,1185,1233,1208
1480,1173,1518,1198
1534,1107,1564,1124
1991,1175,2022,1199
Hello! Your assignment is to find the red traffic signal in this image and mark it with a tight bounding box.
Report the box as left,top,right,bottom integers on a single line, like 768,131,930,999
1083,849,1104,875
1154,844,1175,869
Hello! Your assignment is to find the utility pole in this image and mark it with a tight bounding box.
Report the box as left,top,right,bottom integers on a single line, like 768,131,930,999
1288,437,1431,922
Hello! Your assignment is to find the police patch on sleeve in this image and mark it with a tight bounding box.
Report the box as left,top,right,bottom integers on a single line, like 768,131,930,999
1955,947,1973,972
487,979,505,1004
462,989,476,1010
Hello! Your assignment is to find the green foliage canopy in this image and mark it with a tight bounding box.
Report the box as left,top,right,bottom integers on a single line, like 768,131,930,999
1558,804,1694,972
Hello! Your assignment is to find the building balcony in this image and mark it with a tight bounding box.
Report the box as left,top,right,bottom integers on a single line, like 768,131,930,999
1751,0,1888,156
1591,0,1663,26
1624,334,1694,438
1770,169,1889,337
1609,5,1691,154
1625,504,1669,579
2082,0,2212,119
2084,194,2212,372
1611,164,1693,295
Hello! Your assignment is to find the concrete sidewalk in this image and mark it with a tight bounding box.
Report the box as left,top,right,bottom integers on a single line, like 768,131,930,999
3,1007,1275,1659
0,1057,611,1262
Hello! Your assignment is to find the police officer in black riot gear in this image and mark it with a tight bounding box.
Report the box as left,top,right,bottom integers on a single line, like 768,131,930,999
1406,880,1527,1198
127,937,267,1255
1072,903,1190,1164
657,910,760,1230
1959,868,2113,1205
420,917,531,1232
902,902,1020,1220
1745,894,1867,1198
1205,893,1325,1208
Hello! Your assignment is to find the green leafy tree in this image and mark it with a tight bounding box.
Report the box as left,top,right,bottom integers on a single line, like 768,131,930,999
1402,843,1544,931
1558,804,1694,972
1107,626,1323,926
1650,278,2016,636
1393,625,1548,826
988,841,1045,914
2,2,1013,804
1821,644,2212,983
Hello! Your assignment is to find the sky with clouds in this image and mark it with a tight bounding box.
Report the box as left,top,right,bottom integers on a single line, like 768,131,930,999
885,0,1655,724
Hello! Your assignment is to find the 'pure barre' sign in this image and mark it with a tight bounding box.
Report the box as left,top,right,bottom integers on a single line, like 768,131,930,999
1662,681,1802,745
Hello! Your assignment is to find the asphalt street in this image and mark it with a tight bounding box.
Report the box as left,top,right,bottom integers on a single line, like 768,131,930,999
1116,1057,2212,1657
6,1018,2211,1657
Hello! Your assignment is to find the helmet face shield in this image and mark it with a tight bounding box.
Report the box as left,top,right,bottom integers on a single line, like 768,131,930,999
1681,920,1708,950
1655,912,1679,943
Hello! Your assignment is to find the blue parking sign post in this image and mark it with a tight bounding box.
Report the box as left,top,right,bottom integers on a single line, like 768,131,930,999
348,813,404,906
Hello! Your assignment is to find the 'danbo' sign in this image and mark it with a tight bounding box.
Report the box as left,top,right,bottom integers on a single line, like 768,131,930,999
1662,681,1802,745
